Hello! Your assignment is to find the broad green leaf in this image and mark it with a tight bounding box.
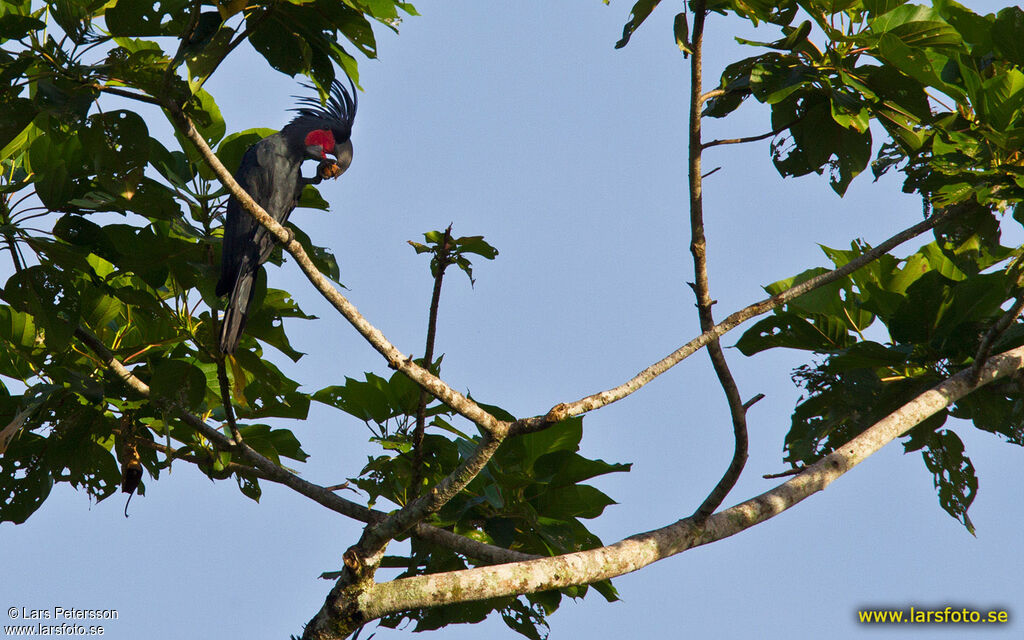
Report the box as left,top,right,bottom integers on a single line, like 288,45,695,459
992,6,1024,66
615,0,662,49
105,0,191,37
531,484,616,520
920,429,977,534
876,33,967,103
0,13,44,39
150,359,208,411
736,313,842,355
3,265,80,351
0,95,36,153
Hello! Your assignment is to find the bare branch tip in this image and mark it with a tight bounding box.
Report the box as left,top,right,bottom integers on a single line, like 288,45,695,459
742,393,765,411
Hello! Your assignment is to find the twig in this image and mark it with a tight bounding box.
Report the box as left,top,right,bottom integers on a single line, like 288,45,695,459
162,0,202,92
763,467,803,479
413,224,454,493
508,202,965,435
702,116,802,150
94,84,163,106
742,393,765,410
188,12,267,93
701,129,779,149
971,294,1024,384
698,88,725,106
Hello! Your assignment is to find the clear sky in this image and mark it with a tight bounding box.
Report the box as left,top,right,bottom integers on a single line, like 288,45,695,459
2,1,1021,639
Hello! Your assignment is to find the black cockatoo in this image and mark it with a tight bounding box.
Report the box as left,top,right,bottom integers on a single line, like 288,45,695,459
216,77,357,354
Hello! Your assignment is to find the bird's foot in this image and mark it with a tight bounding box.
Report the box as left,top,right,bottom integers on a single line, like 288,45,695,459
319,159,343,180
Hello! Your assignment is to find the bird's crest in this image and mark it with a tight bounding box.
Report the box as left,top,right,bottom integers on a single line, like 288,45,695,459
290,75,358,134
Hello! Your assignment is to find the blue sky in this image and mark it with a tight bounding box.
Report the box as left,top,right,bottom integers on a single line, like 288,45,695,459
2,1,1021,639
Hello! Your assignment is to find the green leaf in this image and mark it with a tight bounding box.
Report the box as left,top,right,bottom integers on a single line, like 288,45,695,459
298,184,330,210
0,431,54,524
250,13,312,77
238,424,309,464
993,6,1024,66
615,0,662,49
0,304,38,349
920,429,977,534
187,88,226,146
184,16,234,87
531,484,616,520
236,472,262,502
314,371,419,424
533,450,631,487
876,33,967,103
673,12,691,56
105,0,191,37
888,271,955,343
825,341,910,372
0,14,45,39
974,68,1024,131
244,288,315,362
149,359,208,411
736,313,844,356
52,215,120,264
0,94,36,153
209,128,275,178
289,224,342,284
3,265,80,351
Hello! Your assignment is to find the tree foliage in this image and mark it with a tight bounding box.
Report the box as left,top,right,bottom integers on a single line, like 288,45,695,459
0,1,623,636
2,0,1024,638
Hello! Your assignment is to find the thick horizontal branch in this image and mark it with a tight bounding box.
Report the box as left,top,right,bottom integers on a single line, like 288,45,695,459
356,344,1024,620
511,204,963,435
74,328,534,565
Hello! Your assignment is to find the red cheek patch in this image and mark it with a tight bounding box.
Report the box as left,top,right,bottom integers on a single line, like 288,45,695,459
304,129,336,157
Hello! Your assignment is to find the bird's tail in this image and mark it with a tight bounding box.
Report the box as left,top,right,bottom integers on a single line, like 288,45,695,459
219,270,257,354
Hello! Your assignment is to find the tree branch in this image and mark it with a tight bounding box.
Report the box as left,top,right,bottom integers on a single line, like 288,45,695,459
324,345,1024,633
345,432,505,574
73,327,532,566
166,106,507,437
684,1,749,520
971,294,1024,384
214,325,242,444
510,203,965,435
701,128,779,149
94,84,163,106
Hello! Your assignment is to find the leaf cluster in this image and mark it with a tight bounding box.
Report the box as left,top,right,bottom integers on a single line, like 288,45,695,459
0,0,402,521
315,366,629,637
614,0,1024,533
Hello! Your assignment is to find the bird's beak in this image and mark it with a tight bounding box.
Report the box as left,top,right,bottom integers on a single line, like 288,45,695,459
332,139,353,175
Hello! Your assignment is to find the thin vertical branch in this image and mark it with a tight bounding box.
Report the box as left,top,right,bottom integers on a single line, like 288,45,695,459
412,224,454,493
685,2,749,521
216,351,242,445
